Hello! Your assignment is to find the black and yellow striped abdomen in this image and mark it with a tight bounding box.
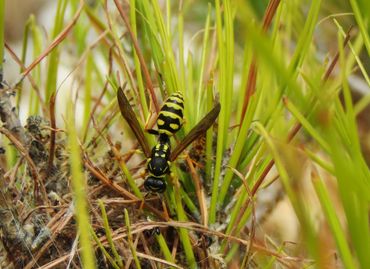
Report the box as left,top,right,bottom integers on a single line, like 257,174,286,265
156,92,184,136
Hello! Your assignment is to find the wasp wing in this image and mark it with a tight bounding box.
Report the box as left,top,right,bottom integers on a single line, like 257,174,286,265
170,103,221,161
117,87,151,158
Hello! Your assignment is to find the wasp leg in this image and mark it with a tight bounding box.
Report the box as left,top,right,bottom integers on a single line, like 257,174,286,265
139,192,157,211
139,198,145,211
162,199,171,221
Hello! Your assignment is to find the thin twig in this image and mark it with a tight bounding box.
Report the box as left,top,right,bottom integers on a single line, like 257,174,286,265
47,92,56,176
20,1,84,79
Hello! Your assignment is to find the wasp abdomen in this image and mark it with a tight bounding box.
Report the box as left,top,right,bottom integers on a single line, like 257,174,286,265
156,92,184,136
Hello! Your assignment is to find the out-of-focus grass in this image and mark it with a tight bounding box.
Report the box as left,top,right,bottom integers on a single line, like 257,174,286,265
66,98,96,268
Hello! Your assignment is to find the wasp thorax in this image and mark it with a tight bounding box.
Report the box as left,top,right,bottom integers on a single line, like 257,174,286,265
147,141,171,177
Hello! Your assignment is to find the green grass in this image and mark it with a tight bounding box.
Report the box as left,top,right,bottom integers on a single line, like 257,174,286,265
1,0,369,268
66,98,96,268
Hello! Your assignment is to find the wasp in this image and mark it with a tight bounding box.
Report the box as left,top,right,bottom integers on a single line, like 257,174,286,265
117,87,220,193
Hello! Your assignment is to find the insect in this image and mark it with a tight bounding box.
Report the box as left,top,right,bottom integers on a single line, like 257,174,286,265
117,87,220,193
147,91,184,139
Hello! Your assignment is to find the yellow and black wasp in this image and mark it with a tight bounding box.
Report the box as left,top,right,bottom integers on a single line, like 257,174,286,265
117,87,220,193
